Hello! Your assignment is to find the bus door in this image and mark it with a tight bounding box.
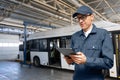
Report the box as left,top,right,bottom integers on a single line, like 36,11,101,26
48,38,61,67
110,33,120,78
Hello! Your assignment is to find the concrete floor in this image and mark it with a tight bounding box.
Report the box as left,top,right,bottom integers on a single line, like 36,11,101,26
0,61,118,80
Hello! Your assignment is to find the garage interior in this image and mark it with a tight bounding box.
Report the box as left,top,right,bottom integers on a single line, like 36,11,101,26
0,0,120,34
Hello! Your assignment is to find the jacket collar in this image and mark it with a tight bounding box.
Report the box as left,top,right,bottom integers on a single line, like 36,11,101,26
79,24,97,36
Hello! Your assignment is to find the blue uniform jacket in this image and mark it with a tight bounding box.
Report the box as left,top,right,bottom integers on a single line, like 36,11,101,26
71,24,114,80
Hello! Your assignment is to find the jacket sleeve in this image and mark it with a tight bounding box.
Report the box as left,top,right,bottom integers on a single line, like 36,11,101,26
85,31,114,69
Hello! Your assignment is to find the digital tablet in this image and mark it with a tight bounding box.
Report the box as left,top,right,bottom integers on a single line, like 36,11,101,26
56,48,75,56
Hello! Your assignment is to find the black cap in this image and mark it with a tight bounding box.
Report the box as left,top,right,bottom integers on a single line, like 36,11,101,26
73,6,93,18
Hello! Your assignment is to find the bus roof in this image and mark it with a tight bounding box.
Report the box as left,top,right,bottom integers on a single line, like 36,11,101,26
28,21,120,40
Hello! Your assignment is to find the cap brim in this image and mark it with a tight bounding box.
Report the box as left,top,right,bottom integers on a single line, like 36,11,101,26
72,12,87,18
72,13,79,18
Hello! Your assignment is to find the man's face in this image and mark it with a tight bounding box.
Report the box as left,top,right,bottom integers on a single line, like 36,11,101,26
76,14,94,32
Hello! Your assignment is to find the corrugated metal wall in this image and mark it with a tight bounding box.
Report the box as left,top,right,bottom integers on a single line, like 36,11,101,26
0,34,19,60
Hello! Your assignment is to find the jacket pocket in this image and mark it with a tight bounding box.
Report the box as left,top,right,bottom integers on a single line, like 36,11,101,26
86,45,101,57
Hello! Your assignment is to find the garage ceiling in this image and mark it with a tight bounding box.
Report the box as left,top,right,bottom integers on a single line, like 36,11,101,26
0,0,120,34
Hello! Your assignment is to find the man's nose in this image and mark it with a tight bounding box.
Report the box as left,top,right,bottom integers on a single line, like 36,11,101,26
79,19,84,23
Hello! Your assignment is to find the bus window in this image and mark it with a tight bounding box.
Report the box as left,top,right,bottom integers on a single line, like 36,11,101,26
60,36,71,48
39,39,47,51
31,39,39,51
19,44,23,51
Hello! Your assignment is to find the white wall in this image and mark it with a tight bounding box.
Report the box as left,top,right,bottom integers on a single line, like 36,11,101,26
0,33,19,60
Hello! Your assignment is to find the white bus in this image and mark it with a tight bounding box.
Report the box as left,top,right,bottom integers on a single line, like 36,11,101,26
19,21,120,78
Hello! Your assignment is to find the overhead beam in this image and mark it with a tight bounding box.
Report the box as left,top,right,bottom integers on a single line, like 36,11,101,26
9,0,72,27
104,0,120,20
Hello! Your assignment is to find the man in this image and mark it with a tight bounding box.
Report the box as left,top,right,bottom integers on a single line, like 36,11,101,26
64,6,114,80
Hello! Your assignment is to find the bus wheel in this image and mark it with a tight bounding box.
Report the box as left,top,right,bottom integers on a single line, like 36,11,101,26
33,57,40,67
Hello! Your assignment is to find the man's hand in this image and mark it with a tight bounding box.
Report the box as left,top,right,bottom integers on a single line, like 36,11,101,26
69,52,86,64
64,56,74,65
